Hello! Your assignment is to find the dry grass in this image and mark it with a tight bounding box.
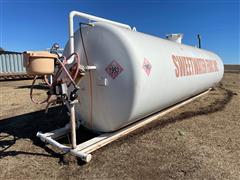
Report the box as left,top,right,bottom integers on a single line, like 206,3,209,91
0,73,239,180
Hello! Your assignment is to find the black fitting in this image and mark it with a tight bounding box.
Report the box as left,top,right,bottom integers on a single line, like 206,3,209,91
70,89,78,101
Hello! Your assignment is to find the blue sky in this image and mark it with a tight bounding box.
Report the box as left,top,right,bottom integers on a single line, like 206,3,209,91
0,0,239,64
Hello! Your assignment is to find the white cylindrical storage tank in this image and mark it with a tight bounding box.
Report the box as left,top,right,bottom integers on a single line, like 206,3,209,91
63,22,224,133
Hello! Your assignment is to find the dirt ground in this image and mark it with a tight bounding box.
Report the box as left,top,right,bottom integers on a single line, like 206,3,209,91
0,73,239,180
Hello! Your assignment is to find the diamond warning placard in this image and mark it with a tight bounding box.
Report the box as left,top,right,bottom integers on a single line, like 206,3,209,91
143,58,152,76
105,60,124,79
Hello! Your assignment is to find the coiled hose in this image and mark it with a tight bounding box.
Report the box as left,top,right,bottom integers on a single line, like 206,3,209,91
30,53,81,105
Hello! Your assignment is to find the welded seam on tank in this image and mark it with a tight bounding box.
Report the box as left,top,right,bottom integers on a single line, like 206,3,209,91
80,24,93,128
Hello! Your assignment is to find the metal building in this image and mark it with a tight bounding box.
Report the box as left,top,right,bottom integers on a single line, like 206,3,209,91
0,51,28,80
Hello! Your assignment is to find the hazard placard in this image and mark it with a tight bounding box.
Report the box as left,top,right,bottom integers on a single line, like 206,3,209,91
143,58,152,76
105,60,124,79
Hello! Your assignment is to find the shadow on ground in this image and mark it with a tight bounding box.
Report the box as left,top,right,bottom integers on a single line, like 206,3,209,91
0,105,96,165
130,85,236,138
0,85,235,165
0,106,67,158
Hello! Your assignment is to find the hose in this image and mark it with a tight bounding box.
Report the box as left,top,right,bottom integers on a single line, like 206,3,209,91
56,58,77,87
66,52,80,81
30,75,51,104
44,75,52,87
30,53,82,105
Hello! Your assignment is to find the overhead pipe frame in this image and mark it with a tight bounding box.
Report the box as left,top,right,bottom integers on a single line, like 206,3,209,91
68,11,132,64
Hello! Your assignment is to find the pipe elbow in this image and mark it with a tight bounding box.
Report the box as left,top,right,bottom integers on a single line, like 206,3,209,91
69,10,77,19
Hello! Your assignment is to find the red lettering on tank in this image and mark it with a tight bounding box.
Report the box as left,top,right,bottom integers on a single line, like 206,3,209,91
172,55,219,78
172,55,180,77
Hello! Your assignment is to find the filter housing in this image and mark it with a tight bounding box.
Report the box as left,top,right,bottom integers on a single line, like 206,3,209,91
23,51,57,75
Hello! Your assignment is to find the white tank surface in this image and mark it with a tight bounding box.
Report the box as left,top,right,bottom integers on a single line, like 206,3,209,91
63,22,224,133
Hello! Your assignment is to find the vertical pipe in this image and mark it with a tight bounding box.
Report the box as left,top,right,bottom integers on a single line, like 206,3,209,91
49,75,53,84
197,34,201,49
69,12,74,55
70,103,77,148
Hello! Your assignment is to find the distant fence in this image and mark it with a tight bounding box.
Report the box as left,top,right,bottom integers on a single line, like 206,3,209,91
224,64,240,73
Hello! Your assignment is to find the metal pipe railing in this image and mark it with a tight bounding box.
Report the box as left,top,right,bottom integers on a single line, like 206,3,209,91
68,11,131,64
37,131,92,162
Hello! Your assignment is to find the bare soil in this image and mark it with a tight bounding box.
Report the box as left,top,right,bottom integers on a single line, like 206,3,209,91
0,73,239,180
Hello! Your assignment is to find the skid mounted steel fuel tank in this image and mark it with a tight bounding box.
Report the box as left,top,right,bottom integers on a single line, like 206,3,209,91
63,22,224,132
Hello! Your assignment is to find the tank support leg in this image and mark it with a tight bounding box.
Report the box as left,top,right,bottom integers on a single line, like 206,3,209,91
69,100,77,148
36,99,92,163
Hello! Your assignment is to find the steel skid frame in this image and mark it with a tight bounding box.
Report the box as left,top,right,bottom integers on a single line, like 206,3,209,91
36,89,211,163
